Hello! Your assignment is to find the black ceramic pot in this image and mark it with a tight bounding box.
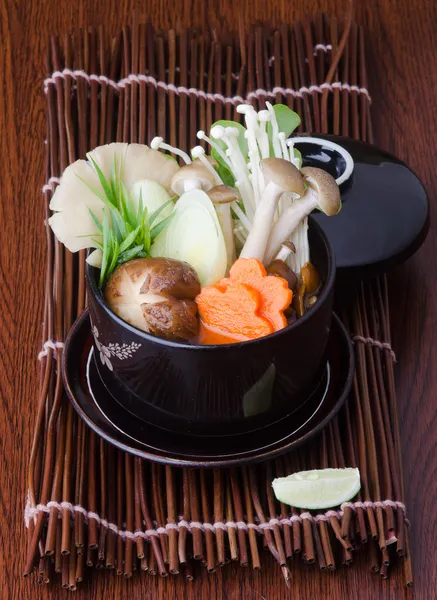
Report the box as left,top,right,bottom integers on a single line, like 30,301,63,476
86,216,336,436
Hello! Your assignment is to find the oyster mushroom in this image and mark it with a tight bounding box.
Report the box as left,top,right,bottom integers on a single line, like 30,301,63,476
207,185,241,268
170,163,217,196
264,167,341,265
239,158,306,262
48,143,179,257
105,257,201,342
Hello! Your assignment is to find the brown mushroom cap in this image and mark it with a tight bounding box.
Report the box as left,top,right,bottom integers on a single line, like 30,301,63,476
267,259,297,293
193,155,219,169
300,166,341,216
170,163,216,196
207,185,242,205
260,158,306,197
281,241,296,254
142,298,199,342
104,258,201,341
301,261,320,295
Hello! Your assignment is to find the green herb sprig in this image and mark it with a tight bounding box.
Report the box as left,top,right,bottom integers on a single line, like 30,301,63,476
81,155,173,287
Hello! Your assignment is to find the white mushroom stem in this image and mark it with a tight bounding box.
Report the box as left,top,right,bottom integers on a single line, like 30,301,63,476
197,129,233,170
286,139,301,168
191,146,222,184
291,220,308,274
221,128,256,220
183,180,202,192
247,147,262,207
238,106,264,203
278,133,290,161
264,188,319,264
257,110,271,158
233,224,247,247
239,180,287,261
275,243,294,262
150,136,192,164
231,200,251,233
266,101,282,158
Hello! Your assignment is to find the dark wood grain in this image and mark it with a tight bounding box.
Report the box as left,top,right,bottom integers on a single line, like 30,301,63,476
0,0,436,598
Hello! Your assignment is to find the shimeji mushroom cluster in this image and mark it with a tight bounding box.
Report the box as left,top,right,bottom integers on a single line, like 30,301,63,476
151,102,341,277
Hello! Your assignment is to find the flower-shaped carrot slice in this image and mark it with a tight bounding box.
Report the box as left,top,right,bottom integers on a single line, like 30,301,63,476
220,258,293,331
196,282,273,344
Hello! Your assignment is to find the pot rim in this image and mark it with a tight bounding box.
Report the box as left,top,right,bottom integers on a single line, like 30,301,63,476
86,215,336,351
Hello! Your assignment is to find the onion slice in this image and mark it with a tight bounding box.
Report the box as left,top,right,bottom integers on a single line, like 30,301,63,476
151,189,227,286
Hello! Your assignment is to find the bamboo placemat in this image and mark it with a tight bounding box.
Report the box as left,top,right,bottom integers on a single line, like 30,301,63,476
24,13,412,590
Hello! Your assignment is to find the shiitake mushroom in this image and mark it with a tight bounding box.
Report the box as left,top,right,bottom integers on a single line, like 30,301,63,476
105,257,201,342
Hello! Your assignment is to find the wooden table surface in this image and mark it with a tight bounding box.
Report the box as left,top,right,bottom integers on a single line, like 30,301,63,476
1,0,436,597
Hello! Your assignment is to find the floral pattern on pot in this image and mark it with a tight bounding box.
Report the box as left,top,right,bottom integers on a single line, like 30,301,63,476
91,324,142,371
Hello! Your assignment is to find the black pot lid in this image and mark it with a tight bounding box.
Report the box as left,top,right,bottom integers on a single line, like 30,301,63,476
292,135,430,277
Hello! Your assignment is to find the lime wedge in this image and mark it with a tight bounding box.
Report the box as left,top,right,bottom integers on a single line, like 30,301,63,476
272,468,361,510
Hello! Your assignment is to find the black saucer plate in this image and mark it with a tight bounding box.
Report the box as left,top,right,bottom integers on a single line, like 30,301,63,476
63,311,354,468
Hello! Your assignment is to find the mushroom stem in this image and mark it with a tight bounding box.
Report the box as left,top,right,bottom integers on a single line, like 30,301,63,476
266,101,282,159
233,224,247,248
210,124,255,218
257,110,271,158
197,129,233,170
206,185,240,270
278,133,289,161
275,241,296,262
191,146,223,185
239,180,286,261
290,220,308,275
238,106,264,204
286,140,302,168
150,136,192,164
220,127,256,221
264,188,319,264
230,201,251,233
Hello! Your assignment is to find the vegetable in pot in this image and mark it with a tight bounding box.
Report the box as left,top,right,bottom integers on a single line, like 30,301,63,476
151,189,227,287
104,257,201,342
196,257,293,344
264,166,341,264
49,143,179,258
239,158,305,262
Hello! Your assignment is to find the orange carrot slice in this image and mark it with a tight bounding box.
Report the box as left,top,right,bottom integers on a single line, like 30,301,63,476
220,258,293,331
196,282,273,344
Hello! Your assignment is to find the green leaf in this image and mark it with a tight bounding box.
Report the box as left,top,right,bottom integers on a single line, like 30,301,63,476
216,162,236,187
99,211,111,287
92,239,104,250
117,245,145,264
120,181,137,228
88,155,116,206
267,104,301,139
150,213,173,241
141,206,151,254
119,225,142,253
110,155,118,204
108,233,120,275
88,208,103,233
149,198,174,226
108,205,126,242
